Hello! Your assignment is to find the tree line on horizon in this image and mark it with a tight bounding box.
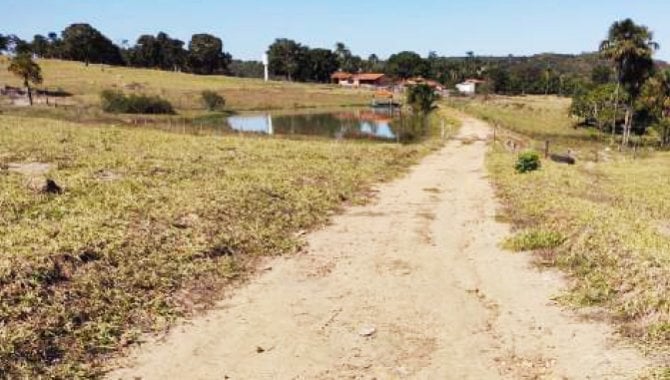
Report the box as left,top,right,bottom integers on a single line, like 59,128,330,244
2,22,655,96
0,24,232,75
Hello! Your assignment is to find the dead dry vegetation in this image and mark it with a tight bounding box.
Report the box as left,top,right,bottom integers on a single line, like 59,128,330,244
0,113,450,378
452,96,670,375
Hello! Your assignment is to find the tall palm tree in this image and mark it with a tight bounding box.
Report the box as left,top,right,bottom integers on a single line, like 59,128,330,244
600,19,659,146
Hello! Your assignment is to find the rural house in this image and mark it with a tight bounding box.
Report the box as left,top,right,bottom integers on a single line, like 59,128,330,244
455,79,486,95
331,71,353,85
331,72,389,88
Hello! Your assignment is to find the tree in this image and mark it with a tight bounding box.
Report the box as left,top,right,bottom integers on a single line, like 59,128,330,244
570,83,628,131
187,34,231,75
640,70,670,146
46,32,63,58
229,60,264,78
3,35,31,55
407,84,440,113
0,34,8,53
8,54,43,106
303,48,339,82
544,66,553,95
128,32,187,71
364,53,384,72
591,65,613,84
61,23,124,65
600,18,659,145
334,42,357,72
129,34,160,67
31,35,49,57
386,51,428,79
267,38,307,81
157,32,187,71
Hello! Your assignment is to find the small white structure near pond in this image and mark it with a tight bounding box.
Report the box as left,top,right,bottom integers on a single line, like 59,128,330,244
456,79,486,95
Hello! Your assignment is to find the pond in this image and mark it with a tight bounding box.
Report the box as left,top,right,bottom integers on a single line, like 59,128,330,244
147,108,430,143
226,109,405,141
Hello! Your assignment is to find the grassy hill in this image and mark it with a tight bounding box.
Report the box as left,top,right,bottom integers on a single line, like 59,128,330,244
0,58,370,114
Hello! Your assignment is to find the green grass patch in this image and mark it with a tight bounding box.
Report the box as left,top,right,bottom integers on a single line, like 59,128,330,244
503,229,565,251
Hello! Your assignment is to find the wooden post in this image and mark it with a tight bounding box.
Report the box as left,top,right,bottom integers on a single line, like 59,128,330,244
594,150,598,163
544,140,550,158
493,127,496,143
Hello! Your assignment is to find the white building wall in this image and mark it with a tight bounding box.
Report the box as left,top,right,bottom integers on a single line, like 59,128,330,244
456,82,476,94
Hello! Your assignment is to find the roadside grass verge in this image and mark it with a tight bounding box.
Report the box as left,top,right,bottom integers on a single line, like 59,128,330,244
454,96,670,359
448,95,607,156
0,114,452,378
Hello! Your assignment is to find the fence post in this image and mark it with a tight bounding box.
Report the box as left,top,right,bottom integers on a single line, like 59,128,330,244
544,140,550,158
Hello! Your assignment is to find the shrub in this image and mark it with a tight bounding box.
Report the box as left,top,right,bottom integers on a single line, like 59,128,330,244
100,90,175,114
407,84,440,113
503,229,565,251
201,90,226,111
515,150,541,173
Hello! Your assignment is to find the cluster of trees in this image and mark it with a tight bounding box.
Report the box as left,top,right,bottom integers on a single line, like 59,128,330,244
264,37,631,97
266,40,435,82
1,24,232,75
570,19,670,147
125,32,231,75
266,39,339,82
2,25,123,65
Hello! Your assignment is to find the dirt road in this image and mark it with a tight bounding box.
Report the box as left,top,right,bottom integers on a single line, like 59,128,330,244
109,116,649,379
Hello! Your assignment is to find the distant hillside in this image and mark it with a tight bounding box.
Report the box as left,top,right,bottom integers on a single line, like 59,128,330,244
445,52,667,78
432,52,668,95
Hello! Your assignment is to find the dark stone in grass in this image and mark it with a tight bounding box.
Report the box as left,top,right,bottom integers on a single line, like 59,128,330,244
549,154,576,165
43,179,63,194
78,250,100,263
204,245,234,258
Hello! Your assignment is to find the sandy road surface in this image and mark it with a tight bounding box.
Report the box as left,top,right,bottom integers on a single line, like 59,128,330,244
109,116,648,379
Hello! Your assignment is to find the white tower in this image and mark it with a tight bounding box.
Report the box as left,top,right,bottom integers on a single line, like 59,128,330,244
262,53,269,82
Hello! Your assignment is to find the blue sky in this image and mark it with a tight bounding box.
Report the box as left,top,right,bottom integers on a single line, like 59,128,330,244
2,0,669,61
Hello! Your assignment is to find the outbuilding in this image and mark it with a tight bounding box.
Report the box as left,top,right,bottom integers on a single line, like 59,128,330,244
456,79,486,95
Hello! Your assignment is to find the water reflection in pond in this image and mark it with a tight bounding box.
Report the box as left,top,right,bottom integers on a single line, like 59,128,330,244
227,109,401,141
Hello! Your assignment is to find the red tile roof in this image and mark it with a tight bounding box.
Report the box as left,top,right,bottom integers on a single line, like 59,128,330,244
354,73,385,81
331,71,353,80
